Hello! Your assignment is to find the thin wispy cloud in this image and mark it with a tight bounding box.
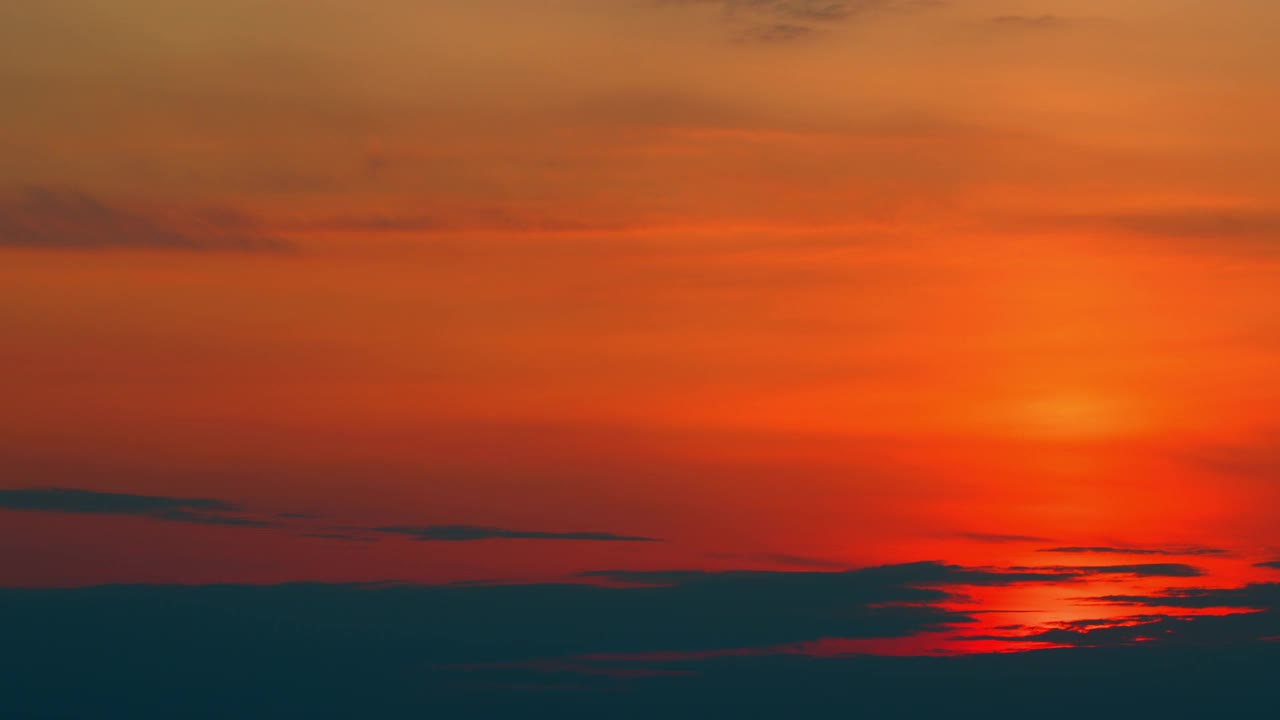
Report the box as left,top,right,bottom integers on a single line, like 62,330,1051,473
1039,546,1228,557
0,487,665,544
656,0,946,42
1091,583,1280,609
1010,563,1204,579
709,552,852,569
1033,209,1280,256
374,525,662,542
0,187,293,253
0,487,276,528
585,560,1203,588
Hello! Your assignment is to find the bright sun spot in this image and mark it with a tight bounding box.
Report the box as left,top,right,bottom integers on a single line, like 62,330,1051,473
1019,393,1132,439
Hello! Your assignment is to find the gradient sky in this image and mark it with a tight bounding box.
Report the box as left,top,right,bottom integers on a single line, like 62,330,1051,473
4,0,1280,667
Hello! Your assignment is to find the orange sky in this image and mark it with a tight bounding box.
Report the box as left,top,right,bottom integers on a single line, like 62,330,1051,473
3,0,1280,651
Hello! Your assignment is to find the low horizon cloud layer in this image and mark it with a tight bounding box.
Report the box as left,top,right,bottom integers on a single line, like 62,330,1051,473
4,568,1280,717
1,484,1270,665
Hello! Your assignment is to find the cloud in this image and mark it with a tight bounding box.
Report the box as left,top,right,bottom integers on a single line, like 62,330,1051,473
1256,561,1280,570
1040,209,1280,255
708,552,851,569
725,0,940,22
0,563,980,663
0,488,660,542
582,560,1199,588
1038,546,1227,557
926,574,1280,652
657,0,945,42
373,525,662,542
1091,583,1280,609
964,578,1280,649
149,509,275,528
7,574,1280,718
1102,211,1280,240
0,187,293,252
0,487,275,528
966,611,1280,648
1010,563,1203,578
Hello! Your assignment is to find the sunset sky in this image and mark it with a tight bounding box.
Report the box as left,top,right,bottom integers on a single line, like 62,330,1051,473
4,1,1280,713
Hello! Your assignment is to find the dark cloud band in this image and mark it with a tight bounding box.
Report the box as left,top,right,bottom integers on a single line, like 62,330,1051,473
0,487,274,527
373,524,662,542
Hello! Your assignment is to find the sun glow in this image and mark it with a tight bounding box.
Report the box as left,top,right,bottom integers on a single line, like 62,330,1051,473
1022,393,1129,439
962,387,1152,444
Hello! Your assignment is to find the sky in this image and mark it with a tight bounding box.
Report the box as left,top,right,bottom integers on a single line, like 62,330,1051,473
3,0,1280,714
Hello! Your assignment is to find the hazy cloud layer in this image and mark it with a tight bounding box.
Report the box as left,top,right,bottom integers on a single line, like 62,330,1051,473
0,187,293,252
1040,209,1280,255
657,0,946,42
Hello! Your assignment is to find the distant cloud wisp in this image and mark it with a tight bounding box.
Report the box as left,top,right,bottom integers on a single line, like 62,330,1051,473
374,525,663,542
0,487,275,527
0,186,293,253
1036,208,1280,256
1010,563,1204,579
0,488,662,541
1039,546,1228,557
657,0,945,43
